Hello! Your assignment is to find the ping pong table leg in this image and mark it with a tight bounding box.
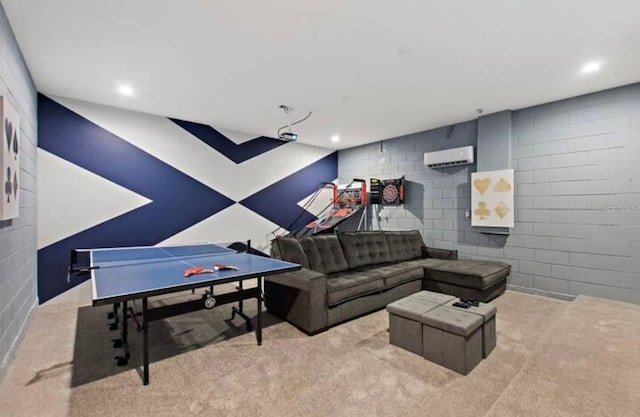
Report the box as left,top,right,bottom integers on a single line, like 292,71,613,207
143,297,149,385
114,301,131,366
109,303,119,330
257,276,262,346
122,301,128,346
238,280,243,314
108,302,118,321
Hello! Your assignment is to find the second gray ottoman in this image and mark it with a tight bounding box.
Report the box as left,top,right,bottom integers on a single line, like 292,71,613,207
444,299,497,358
387,297,440,355
421,307,483,375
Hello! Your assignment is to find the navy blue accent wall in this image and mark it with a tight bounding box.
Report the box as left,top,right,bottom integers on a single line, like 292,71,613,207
38,95,235,302
240,153,338,231
37,94,338,303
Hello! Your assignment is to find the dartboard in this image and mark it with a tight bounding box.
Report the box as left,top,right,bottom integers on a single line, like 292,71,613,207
382,184,399,204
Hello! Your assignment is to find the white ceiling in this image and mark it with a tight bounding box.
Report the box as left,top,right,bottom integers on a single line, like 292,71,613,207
3,1,640,149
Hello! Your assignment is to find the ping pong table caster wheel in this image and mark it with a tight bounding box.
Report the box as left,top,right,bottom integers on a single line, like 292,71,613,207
107,312,115,319
115,356,129,366
109,322,118,331
112,338,123,348
203,291,217,309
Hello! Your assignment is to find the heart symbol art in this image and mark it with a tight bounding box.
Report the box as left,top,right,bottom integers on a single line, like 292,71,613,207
473,178,491,195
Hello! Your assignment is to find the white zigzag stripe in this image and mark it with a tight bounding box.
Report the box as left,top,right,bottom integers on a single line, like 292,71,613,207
50,96,334,202
158,204,280,254
37,149,152,249
214,127,260,144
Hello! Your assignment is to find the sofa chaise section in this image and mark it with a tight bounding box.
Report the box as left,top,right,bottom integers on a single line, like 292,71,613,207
423,259,510,302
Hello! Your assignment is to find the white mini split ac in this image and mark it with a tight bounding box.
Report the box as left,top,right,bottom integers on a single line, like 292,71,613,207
424,146,474,168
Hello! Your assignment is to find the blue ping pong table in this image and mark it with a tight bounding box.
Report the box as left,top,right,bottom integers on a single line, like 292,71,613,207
71,242,300,385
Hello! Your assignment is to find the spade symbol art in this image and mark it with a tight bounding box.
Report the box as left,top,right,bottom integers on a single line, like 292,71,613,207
4,118,12,151
493,177,511,193
5,167,12,203
12,130,18,160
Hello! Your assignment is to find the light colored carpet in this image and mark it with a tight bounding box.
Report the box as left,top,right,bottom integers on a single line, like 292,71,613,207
484,296,640,417
0,282,638,417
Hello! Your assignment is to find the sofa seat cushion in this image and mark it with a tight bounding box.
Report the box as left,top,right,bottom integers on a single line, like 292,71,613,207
326,270,384,306
338,232,392,269
385,231,423,262
408,258,450,270
356,262,423,289
300,235,349,275
424,260,511,290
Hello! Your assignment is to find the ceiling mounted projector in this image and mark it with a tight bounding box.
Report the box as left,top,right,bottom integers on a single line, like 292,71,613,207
279,132,298,141
277,105,312,142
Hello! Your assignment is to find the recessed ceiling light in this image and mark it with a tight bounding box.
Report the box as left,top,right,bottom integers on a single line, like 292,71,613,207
581,61,602,74
331,135,340,143
118,84,135,96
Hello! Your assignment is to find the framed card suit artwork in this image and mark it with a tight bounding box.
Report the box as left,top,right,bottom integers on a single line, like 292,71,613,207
471,169,514,228
1,96,19,220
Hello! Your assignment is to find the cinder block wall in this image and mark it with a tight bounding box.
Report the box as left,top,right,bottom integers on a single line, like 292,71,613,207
339,84,640,303
0,5,38,375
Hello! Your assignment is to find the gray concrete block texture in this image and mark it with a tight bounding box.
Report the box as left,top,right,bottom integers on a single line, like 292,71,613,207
0,4,38,373
339,83,640,304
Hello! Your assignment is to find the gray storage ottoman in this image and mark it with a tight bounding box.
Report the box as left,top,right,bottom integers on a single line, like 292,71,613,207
444,300,497,358
386,291,457,356
387,297,440,355
421,307,483,375
411,290,456,305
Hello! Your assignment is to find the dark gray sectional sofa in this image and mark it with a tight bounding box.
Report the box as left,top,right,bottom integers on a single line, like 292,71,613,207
265,230,510,334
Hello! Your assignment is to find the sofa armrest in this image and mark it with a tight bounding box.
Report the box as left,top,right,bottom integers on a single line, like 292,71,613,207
264,269,328,334
265,269,326,291
421,246,458,260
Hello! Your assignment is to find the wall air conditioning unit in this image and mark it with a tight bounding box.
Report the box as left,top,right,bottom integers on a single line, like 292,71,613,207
424,146,474,168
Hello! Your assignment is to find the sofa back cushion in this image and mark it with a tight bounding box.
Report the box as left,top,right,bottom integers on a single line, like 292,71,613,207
299,235,349,275
338,232,392,269
270,238,310,269
385,230,423,262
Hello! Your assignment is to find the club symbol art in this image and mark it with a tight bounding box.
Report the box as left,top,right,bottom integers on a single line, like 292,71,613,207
13,170,18,198
473,178,491,195
474,201,490,219
5,167,12,203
